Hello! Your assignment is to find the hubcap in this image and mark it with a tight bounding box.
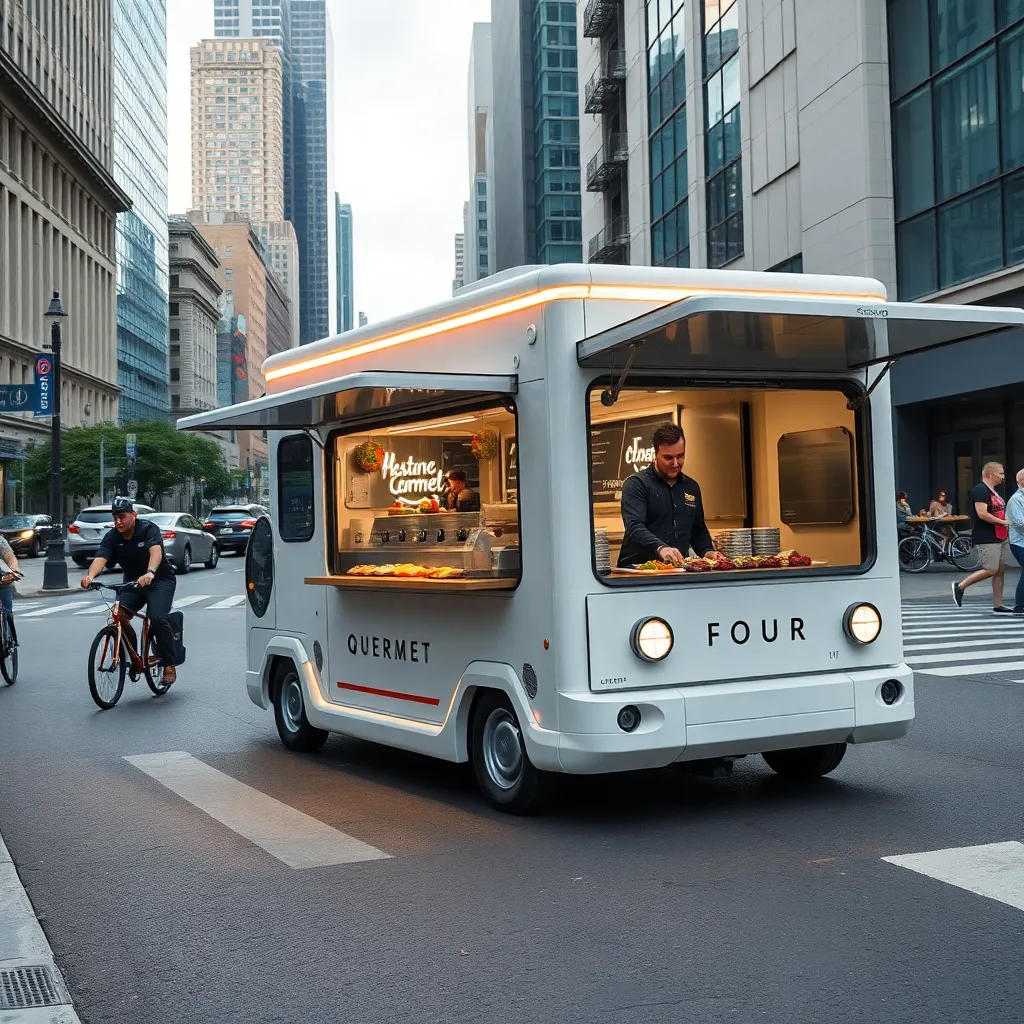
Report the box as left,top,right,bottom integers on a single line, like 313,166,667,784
482,708,523,790
184,550,190,570
280,674,303,733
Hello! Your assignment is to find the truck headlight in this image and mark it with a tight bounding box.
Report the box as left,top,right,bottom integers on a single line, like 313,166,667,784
630,617,673,662
19,530,33,539
843,603,881,645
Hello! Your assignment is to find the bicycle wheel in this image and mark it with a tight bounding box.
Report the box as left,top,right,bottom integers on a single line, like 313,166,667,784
143,628,170,697
88,626,125,709
898,536,930,573
948,534,982,572
0,611,17,686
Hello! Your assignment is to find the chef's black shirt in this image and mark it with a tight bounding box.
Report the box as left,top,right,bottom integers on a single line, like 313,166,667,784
97,519,175,582
617,467,714,567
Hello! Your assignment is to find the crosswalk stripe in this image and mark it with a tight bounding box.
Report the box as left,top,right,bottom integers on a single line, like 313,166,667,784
208,595,245,609
73,605,108,616
918,659,1024,676
20,602,83,617
904,637,1024,652
171,595,210,609
905,647,1024,666
903,624,1022,637
124,751,390,869
883,842,1024,913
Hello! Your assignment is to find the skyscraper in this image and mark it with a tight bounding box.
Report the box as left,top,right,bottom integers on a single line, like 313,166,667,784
465,23,495,284
113,0,170,422
335,196,353,333
453,229,466,295
290,0,332,344
491,0,582,271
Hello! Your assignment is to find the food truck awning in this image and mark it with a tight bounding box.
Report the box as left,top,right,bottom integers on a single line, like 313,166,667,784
175,371,519,433
577,293,1024,372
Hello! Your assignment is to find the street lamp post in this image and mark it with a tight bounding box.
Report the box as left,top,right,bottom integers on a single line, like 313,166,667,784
42,291,69,591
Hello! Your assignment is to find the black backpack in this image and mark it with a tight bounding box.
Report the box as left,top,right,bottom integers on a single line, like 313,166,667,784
167,610,186,667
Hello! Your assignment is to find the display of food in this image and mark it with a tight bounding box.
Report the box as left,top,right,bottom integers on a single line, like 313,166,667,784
635,560,681,572
387,498,440,515
346,564,466,579
628,550,816,574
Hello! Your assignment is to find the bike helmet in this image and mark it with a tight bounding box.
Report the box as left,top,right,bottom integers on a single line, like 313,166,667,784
111,496,134,515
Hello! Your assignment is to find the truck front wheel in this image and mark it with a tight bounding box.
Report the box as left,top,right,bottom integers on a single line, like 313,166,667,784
273,663,328,753
470,691,550,814
762,742,847,778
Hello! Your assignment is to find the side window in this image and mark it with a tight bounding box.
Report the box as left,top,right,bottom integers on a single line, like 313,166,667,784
278,434,315,542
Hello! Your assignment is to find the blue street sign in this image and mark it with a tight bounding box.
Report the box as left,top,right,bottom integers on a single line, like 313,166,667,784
33,355,53,417
126,444,137,459
0,384,37,412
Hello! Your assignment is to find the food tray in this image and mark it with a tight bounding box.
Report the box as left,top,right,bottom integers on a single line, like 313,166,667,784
609,561,826,578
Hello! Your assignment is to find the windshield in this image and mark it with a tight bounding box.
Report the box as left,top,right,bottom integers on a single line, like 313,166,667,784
209,509,251,518
76,511,114,524
0,516,35,529
143,514,175,526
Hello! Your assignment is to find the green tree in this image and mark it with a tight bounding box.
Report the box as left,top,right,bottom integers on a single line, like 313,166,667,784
25,423,126,504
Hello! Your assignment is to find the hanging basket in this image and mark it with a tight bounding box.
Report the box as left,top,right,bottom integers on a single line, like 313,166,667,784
470,429,499,461
352,440,384,473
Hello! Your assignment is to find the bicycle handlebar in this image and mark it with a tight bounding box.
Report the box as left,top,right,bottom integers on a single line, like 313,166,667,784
88,581,141,593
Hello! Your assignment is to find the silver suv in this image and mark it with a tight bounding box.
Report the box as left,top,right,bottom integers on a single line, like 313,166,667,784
67,504,157,567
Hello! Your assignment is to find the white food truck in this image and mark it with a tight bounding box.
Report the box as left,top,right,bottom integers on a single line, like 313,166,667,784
179,265,1024,812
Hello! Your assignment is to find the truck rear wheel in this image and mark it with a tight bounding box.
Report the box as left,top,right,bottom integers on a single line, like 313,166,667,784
762,742,847,778
470,691,550,814
273,663,328,753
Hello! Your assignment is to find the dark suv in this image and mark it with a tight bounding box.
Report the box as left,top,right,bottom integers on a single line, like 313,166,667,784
202,504,269,555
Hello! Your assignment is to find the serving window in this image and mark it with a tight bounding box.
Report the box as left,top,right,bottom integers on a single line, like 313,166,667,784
327,400,521,591
588,382,868,583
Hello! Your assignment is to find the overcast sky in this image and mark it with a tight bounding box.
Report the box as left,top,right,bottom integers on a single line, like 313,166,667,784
167,0,491,329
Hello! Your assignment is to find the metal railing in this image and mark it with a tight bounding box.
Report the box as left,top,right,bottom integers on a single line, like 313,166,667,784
588,215,630,263
583,0,621,39
585,133,629,192
584,50,628,114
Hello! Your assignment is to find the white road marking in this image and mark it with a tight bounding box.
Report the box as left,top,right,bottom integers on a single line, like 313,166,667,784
902,625,1023,637
171,595,210,609
903,637,1024,652
919,659,1024,677
72,605,108,616
208,595,245,609
905,647,1024,666
124,751,390,869
883,842,1024,913
233,568,245,573
20,602,83,617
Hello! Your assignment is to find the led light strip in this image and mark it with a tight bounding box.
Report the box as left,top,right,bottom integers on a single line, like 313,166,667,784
264,281,885,388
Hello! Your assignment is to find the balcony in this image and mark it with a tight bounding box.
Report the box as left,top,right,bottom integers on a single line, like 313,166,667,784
583,0,621,39
588,216,630,264
584,50,627,115
586,133,629,192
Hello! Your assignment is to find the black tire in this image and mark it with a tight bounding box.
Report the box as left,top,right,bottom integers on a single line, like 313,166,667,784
205,544,219,569
32,537,43,558
469,691,550,813
177,546,191,575
143,629,171,696
898,536,930,573
0,611,17,685
273,663,328,752
948,534,981,572
88,626,126,709
762,743,847,778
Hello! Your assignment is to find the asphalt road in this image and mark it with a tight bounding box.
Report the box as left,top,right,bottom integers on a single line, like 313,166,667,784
0,564,1021,1023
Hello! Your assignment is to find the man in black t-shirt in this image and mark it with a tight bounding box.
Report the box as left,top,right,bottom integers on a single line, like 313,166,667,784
80,497,179,684
953,462,1013,613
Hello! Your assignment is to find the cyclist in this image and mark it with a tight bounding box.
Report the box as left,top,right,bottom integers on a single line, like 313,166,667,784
79,497,178,685
0,533,20,625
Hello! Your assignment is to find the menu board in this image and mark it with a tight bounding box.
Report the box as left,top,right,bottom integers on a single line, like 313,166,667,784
504,436,518,500
778,427,854,525
591,414,671,501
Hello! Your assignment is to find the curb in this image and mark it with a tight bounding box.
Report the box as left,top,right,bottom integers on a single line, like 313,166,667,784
13,588,81,600
0,832,82,1023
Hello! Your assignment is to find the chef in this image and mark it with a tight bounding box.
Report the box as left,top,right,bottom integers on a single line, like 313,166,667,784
441,469,481,512
617,423,714,567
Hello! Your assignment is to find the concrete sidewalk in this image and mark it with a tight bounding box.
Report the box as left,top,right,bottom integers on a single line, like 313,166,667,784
900,563,1024,602
0,832,81,1022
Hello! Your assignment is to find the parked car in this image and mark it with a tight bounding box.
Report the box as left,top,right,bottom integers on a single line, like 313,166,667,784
201,504,268,554
141,512,219,574
67,503,157,567
0,514,55,557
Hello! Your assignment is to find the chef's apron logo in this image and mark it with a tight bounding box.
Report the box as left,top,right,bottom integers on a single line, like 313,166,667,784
624,437,655,474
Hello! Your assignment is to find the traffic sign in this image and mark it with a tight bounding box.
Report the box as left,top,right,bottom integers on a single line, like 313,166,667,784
127,479,138,499
0,384,36,411
33,356,52,417
126,444,137,459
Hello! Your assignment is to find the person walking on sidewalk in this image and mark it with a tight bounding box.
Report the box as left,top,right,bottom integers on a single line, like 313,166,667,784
1006,468,1024,613
952,462,1013,612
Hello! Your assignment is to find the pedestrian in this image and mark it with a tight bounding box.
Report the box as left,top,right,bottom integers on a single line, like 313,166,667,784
1005,468,1024,614
896,491,914,537
952,462,1013,613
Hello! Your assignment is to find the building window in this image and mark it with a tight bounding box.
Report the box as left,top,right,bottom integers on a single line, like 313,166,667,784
225,245,234,257
170,368,180,381
170,328,180,341
767,254,804,273
169,302,180,317
647,0,689,267
703,0,742,269
225,268,234,280
169,274,180,289
889,2,1024,296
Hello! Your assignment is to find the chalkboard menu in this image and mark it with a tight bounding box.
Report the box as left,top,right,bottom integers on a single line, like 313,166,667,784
504,436,518,500
591,414,671,501
778,427,854,525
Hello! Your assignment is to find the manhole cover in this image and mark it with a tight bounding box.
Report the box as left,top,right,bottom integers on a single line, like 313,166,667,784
0,965,63,1009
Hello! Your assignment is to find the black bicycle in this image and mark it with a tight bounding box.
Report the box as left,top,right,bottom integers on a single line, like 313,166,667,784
0,571,23,686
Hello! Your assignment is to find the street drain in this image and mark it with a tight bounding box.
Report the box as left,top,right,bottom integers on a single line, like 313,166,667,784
0,965,63,1009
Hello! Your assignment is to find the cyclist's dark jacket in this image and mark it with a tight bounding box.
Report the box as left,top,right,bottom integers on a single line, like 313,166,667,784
97,520,175,583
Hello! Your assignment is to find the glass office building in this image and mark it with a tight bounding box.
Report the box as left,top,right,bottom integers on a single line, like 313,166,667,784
335,196,353,333
113,0,170,423
531,1,583,263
